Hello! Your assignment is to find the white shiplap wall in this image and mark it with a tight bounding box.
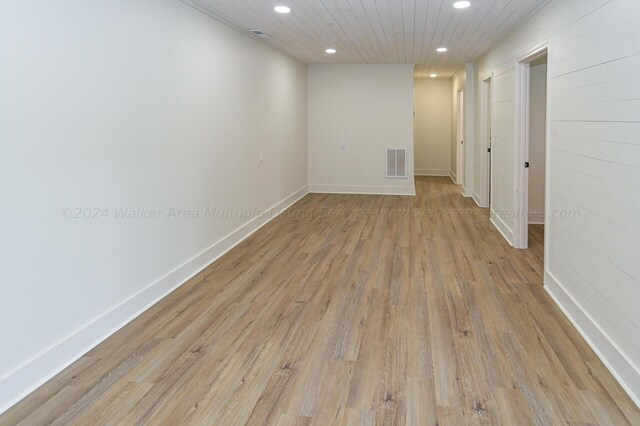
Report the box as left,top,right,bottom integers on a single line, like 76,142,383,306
474,0,640,405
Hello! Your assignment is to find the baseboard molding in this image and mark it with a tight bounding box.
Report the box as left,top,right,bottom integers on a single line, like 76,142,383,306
415,168,450,176
529,211,545,224
472,191,484,208
449,170,457,184
462,186,473,198
308,184,415,196
0,185,309,416
545,271,640,408
490,209,514,246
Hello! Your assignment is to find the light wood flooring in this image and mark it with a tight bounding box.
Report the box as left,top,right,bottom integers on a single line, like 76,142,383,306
2,176,638,425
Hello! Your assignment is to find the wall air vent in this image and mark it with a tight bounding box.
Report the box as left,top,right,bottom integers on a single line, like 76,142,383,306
250,30,268,38
386,148,407,179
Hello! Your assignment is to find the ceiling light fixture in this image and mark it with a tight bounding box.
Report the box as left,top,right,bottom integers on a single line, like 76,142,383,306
250,30,268,38
430,73,438,78
437,47,448,52
274,5,291,13
453,1,471,9
325,48,337,54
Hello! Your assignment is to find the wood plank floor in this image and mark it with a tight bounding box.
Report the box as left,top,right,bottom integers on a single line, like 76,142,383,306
2,176,638,425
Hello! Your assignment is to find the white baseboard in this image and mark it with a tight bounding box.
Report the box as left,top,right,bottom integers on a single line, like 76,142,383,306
449,170,457,184
529,211,545,224
472,191,484,207
490,209,514,246
308,184,415,196
462,186,473,198
0,185,309,416
545,271,640,408
415,168,450,176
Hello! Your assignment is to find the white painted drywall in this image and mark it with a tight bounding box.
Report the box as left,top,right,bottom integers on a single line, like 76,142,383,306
0,0,308,413
308,65,415,195
414,78,452,176
472,0,640,405
528,56,547,224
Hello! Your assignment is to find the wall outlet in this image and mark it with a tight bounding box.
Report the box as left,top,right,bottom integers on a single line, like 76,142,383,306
259,151,264,162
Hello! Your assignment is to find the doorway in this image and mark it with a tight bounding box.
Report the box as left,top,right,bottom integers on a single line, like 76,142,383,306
456,90,465,186
481,76,492,208
527,55,547,259
514,44,549,250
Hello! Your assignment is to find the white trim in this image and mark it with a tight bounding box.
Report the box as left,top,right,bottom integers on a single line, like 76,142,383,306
308,184,415,196
480,71,492,83
545,271,640,408
414,168,450,176
462,186,473,198
543,43,553,273
514,59,530,249
0,185,309,416
472,191,483,207
464,63,476,200
449,170,457,184
456,90,465,186
514,41,550,250
480,73,493,208
528,210,545,224
516,41,550,64
490,209,514,246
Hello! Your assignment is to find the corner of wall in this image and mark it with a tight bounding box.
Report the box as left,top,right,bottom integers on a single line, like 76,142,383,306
489,209,514,246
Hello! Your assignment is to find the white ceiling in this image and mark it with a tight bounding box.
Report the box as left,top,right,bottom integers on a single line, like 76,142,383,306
185,0,550,78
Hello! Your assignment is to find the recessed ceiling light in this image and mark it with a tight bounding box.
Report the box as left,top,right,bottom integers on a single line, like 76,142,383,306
325,48,337,54
437,47,448,52
274,5,291,13
453,1,471,9
430,73,438,78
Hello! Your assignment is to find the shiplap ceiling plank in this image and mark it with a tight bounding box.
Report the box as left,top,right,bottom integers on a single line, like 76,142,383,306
415,0,444,76
186,0,551,78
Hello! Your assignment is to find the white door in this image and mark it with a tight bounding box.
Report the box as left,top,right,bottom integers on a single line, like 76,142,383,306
485,79,492,207
456,90,465,186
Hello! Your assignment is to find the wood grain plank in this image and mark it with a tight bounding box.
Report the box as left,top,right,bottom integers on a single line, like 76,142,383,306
1,177,637,425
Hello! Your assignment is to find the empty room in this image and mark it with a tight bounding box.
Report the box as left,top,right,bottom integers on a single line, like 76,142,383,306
2,0,639,424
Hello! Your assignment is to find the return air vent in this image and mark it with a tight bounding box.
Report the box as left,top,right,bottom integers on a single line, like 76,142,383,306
386,148,407,179
250,30,268,38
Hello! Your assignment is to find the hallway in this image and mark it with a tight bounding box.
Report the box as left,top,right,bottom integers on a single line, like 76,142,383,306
2,177,637,425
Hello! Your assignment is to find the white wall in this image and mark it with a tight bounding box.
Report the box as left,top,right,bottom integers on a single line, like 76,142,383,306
414,78,452,176
308,65,415,195
0,0,308,413
528,57,547,224
473,0,640,405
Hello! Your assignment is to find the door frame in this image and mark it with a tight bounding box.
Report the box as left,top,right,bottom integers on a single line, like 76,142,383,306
514,42,550,249
480,73,493,208
456,89,465,186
